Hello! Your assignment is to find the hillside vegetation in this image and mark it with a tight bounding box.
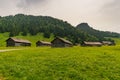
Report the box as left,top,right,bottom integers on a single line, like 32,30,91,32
0,33,54,47
0,14,120,44
76,23,120,41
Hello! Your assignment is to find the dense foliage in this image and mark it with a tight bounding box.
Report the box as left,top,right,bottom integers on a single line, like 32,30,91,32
76,23,120,41
0,14,119,44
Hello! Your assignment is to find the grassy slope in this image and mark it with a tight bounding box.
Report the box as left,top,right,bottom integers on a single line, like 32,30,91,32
15,33,54,46
0,33,9,47
0,33,120,80
0,33,54,47
113,38,120,45
0,46,120,80
0,32,119,47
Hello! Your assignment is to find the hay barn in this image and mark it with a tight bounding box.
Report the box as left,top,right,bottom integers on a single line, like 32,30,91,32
6,38,31,47
83,41,102,47
51,37,73,47
36,41,51,47
102,41,115,46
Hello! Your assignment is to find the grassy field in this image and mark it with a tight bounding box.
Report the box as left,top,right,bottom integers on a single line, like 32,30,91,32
0,33,120,80
0,46,120,80
113,38,120,45
0,33,54,47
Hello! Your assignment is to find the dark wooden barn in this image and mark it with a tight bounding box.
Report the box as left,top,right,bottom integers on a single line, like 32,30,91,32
36,41,51,47
51,37,73,47
83,41,102,47
6,38,31,47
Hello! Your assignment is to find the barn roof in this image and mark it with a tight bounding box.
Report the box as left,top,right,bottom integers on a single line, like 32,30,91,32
51,37,72,44
6,38,31,43
36,41,51,45
102,41,112,44
84,41,102,45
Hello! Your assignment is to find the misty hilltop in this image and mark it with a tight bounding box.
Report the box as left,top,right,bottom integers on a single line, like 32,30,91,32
0,14,119,44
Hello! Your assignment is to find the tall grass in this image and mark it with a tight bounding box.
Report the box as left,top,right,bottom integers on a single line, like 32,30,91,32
0,46,120,80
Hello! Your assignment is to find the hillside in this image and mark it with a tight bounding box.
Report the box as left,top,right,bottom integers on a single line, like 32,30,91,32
0,14,75,37
76,23,120,41
0,33,54,47
0,14,98,44
0,14,119,44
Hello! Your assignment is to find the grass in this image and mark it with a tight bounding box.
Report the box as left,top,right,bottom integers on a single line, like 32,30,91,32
0,33,54,47
0,46,120,80
0,33,10,47
113,38,120,45
15,33,54,46
0,33,120,80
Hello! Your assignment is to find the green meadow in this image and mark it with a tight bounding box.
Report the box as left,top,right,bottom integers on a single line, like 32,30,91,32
0,33,120,80
0,33,54,47
0,46,120,80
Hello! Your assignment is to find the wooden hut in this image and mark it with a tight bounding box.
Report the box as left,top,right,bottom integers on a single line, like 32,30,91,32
6,38,31,47
83,41,102,47
51,37,73,47
102,41,115,46
36,41,51,47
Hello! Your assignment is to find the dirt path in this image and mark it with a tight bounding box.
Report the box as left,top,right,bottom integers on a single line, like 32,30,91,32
0,49,22,52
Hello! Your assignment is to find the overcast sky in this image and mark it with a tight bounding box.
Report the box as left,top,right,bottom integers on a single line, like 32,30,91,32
0,0,120,33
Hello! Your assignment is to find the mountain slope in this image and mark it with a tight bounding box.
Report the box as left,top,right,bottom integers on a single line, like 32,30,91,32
0,14,74,37
76,23,120,41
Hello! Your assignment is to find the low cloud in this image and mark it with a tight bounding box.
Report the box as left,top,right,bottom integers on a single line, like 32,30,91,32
106,0,120,8
101,0,120,16
98,0,120,32
17,0,47,8
98,0,120,23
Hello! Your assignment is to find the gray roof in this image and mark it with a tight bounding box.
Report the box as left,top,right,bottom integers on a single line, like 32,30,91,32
37,41,51,45
84,41,102,45
102,41,112,44
7,38,31,43
52,37,72,44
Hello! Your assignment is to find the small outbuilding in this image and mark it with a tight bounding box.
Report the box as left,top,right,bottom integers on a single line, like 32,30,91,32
82,41,102,47
51,37,73,47
36,41,51,47
6,38,31,47
102,41,115,46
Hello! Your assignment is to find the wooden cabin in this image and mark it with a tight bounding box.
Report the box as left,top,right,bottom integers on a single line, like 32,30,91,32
102,41,115,46
83,41,102,47
36,41,51,47
6,38,31,47
51,37,73,47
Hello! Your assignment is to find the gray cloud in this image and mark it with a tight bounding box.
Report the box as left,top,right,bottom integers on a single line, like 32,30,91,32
106,0,120,8
98,0,120,32
17,0,47,8
98,0,120,23
0,0,119,32
102,0,120,15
